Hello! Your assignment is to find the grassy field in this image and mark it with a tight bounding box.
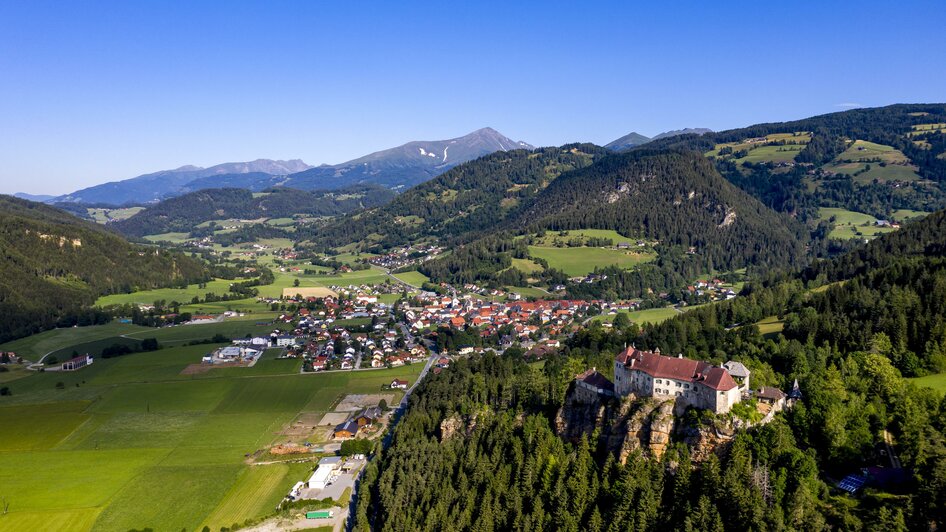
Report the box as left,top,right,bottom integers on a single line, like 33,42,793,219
0,338,425,531
891,209,930,222
594,307,680,325
826,140,920,183
706,132,810,164
908,373,946,394
510,258,545,275
505,286,551,299
527,246,654,277
86,207,144,224
819,207,897,240
0,322,150,362
528,229,639,246
392,270,430,287
96,278,243,307
755,316,785,338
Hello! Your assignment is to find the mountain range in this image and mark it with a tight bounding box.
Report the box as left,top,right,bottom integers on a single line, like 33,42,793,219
46,128,533,206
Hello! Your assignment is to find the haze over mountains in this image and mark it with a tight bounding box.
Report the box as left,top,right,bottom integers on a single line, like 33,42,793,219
42,128,533,206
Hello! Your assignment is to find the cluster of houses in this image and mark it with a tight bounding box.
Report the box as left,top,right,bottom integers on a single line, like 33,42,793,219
574,347,801,417
682,278,738,302
294,325,427,372
367,244,442,271
404,295,602,339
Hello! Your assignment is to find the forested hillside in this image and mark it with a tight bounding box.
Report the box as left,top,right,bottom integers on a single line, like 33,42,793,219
306,145,608,250
417,150,808,298
356,206,946,531
511,150,807,272
0,196,209,342
113,185,394,237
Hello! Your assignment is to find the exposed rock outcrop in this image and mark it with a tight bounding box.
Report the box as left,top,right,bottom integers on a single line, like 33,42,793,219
555,383,734,463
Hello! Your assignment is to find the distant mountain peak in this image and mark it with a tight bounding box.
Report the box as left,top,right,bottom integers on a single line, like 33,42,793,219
605,132,651,151
651,128,713,141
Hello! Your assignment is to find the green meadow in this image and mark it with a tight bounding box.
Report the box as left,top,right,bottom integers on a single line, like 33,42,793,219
391,270,430,287
819,207,897,240
826,140,921,183
909,373,946,394
594,307,680,325
528,245,655,277
0,335,424,532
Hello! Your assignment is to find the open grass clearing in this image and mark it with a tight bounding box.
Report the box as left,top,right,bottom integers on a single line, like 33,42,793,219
0,322,150,362
505,285,551,299
891,209,930,222
528,246,654,277
756,316,785,338
819,207,897,240
528,229,640,247
594,307,680,325
392,270,430,286
909,373,946,394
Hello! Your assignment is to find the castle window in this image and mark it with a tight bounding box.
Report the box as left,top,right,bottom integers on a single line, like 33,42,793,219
675,382,681,387
655,379,662,384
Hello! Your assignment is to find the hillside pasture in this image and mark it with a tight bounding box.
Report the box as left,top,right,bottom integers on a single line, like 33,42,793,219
392,270,430,286
528,229,639,247
528,245,654,277
826,140,920,183
594,307,680,325
0,322,150,362
909,373,946,394
819,207,897,240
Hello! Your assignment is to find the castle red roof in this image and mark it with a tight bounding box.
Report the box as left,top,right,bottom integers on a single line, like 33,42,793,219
616,347,737,391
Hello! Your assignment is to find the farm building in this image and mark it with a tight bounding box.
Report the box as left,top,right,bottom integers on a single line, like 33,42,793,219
61,354,93,371
334,419,359,439
355,407,383,427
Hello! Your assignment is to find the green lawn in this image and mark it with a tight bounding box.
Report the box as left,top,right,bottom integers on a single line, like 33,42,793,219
527,246,654,277
594,307,680,325
891,209,930,222
528,229,639,246
510,258,545,275
755,316,785,338
909,373,946,394
392,270,430,286
819,207,897,240
826,140,920,183
0,336,426,531
505,286,551,299
96,278,243,307
0,322,150,362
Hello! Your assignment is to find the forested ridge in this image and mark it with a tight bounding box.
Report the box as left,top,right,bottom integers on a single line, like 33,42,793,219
0,196,209,342
510,150,807,272
113,185,394,237
305,145,607,251
355,206,946,531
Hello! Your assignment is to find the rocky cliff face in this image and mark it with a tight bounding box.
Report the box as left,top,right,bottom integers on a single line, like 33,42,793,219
554,385,733,463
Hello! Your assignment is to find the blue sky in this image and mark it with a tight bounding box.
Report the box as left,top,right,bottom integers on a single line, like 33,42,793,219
1,1,944,195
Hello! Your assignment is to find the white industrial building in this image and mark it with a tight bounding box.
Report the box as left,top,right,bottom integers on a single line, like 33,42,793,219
307,456,343,490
